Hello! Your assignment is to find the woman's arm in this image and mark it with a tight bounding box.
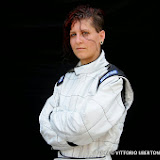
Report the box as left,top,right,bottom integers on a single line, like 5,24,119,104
39,86,73,151
49,76,126,146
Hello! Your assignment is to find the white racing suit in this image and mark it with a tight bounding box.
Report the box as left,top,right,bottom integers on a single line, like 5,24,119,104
39,50,134,160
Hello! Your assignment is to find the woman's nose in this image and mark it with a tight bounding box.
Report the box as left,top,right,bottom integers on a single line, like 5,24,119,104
75,34,83,44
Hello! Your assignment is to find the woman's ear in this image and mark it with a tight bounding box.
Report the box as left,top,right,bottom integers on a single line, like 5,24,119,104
99,30,105,42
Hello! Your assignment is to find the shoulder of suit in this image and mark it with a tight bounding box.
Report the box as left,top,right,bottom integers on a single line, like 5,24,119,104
98,64,126,87
56,68,74,86
56,75,65,86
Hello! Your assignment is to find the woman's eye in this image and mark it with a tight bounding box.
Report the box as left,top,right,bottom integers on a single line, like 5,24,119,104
82,32,89,35
70,33,76,37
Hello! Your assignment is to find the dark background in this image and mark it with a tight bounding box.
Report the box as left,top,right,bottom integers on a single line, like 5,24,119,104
6,0,156,159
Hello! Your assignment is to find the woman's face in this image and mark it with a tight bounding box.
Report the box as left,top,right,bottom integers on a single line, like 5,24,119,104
70,18,105,65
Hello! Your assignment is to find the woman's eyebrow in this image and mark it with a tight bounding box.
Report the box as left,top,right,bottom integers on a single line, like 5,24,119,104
70,29,89,33
81,28,89,31
70,31,75,33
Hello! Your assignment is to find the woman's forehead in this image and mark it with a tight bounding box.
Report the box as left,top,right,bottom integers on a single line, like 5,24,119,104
70,18,94,31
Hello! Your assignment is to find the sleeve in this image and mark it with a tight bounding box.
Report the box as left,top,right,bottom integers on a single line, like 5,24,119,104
39,85,73,151
49,76,126,146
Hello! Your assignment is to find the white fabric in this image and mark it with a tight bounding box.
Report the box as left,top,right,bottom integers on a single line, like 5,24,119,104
39,50,134,159
54,157,111,160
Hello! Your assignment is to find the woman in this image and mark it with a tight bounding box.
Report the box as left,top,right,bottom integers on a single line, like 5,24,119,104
39,5,134,160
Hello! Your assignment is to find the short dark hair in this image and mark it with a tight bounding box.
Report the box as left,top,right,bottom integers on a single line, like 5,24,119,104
63,5,105,59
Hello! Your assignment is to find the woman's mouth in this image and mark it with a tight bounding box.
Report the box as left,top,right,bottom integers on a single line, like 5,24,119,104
76,48,86,50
